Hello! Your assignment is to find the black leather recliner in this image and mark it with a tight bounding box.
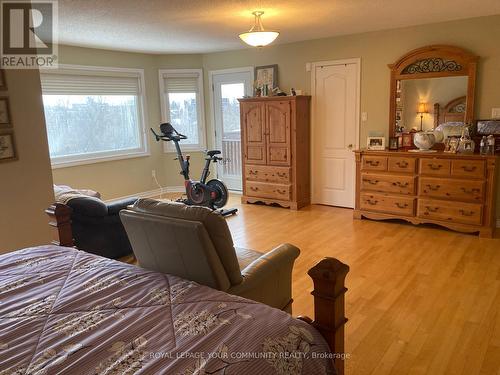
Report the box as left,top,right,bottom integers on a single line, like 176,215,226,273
65,196,137,259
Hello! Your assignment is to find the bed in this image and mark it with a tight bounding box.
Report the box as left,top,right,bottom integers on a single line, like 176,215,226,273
0,245,349,374
433,96,467,127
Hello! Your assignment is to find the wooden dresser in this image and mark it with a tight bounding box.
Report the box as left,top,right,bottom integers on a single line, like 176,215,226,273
354,150,498,237
238,96,311,210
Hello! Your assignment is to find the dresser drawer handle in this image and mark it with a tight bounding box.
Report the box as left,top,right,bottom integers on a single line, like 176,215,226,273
276,172,287,178
461,187,480,194
459,209,475,216
395,202,408,209
275,189,287,195
363,179,379,185
425,206,439,213
396,161,409,168
366,199,378,205
250,186,259,192
249,170,258,175
461,165,477,172
392,181,409,188
426,184,441,191
366,160,380,166
428,164,442,170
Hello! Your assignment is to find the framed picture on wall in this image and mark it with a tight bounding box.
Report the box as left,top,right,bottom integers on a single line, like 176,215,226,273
0,70,6,90
0,130,17,162
255,64,278,91
0,97,12,128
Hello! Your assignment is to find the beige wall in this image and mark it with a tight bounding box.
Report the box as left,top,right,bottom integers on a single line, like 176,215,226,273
0,70,55,252
51,46,205,199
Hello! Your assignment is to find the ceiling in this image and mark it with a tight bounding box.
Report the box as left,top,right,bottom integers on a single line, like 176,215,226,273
58,0,500,54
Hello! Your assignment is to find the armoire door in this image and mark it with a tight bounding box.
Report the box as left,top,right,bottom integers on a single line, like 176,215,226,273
265,101,291,166
241,102,266,165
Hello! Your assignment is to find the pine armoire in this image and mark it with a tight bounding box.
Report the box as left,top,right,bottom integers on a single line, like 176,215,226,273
238,96,311,210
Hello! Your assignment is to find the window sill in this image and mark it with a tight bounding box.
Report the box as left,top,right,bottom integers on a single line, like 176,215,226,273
51,150,150,169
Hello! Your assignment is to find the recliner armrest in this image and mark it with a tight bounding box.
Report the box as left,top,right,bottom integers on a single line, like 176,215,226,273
107,198,139,215
228,243,300,311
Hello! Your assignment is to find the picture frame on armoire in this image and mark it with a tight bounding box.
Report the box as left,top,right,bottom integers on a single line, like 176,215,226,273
255,64,278,91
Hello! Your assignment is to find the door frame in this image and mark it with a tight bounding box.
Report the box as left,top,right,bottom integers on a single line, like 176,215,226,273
208,67,254,185
310,58,361,206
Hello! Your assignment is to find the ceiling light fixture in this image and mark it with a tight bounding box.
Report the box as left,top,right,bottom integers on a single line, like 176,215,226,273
239,11,279,47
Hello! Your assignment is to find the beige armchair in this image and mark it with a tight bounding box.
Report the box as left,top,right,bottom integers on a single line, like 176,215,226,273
120,198,299,312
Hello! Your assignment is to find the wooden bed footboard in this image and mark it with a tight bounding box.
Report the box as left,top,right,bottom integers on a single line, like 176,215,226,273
300,258,350,375
45,203,74,247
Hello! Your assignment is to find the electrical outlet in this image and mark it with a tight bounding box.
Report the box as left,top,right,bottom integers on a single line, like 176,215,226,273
151,170,156,179
361,112,368,122
492,108,500,119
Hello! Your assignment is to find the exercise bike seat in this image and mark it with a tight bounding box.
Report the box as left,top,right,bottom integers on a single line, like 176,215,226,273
206,150,222,157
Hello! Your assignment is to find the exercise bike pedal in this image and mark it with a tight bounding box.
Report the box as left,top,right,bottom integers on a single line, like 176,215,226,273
216,207,238,217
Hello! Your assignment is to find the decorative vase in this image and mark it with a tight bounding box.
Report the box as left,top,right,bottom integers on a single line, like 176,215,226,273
413,131,436,151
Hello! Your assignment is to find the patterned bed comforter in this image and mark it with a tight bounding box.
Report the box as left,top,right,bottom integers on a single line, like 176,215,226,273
0,245,335,374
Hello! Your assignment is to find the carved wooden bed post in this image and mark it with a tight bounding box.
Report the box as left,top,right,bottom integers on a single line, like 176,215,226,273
45,203,74,247
302,257,349,375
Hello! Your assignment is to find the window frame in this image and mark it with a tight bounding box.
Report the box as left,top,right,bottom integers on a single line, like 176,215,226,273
158,68,206,152
41,64,150,169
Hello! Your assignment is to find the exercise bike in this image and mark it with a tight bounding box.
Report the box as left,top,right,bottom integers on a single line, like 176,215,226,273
151,123,237,216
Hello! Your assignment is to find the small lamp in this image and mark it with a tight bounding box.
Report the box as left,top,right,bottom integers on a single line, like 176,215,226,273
417,102,429,131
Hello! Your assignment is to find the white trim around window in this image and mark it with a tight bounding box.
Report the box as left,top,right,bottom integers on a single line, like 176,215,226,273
40,64,150,169
158,68,206,152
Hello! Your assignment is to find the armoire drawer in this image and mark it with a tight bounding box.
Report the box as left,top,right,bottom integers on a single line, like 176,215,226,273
451,160,485,179
388,157,416,173
361,156,387,171
417,199,483,225
419,177,485,202
245,165,291,184
419,159,451,176
361,173,415,195
360,193,415,216
246,181,291,201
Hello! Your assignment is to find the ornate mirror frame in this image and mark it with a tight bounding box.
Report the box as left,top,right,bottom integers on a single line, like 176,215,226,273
388,45,479,137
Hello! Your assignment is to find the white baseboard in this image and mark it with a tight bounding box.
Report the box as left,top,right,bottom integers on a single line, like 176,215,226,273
105,186,184,203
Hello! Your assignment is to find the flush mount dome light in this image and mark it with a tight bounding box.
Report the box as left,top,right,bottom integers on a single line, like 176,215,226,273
239,11,279,47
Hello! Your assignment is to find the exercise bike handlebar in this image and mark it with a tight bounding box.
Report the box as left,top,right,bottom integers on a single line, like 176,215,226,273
150,123,187,142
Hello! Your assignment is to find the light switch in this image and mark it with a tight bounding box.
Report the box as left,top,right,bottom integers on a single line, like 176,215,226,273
492,108,500,119
361,112,368,122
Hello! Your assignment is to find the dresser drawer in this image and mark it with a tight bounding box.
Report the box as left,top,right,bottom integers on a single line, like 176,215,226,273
361,173,415,195
362,156,387,171
417,199,482,225
419,159,451,176
451,160,486,179
419,177,484,202
246,181,291,200
360,193,414,216
388,157,416,173
245,165,291,184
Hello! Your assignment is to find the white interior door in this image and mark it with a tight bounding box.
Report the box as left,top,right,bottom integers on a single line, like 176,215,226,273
212,70,253,191
312,61,359,208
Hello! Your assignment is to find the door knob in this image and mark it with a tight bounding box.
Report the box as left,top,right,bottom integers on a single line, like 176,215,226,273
348,144,353,150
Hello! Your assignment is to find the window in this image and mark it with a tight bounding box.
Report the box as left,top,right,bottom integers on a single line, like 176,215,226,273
159,69,206,151
41,65,148,168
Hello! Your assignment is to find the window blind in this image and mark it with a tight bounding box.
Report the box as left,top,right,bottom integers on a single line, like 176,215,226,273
41,71,141,95
163,73,199,94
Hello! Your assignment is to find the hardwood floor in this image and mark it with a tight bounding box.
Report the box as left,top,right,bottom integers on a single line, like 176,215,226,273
160,192,500,374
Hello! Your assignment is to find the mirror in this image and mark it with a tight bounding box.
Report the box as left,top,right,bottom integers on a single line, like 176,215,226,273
396,76,468,132
389,45,478,140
